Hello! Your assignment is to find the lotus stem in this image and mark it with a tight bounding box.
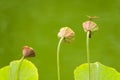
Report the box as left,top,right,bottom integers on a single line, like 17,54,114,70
57,37,64,80
86,31,91,80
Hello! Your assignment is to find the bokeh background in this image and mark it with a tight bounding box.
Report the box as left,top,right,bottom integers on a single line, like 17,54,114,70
0,0,120,80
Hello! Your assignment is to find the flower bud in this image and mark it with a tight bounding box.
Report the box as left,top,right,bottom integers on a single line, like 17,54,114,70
82,20,98,32
58,27,75,43
22,46,35,58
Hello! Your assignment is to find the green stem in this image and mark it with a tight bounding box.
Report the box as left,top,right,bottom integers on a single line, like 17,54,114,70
57,37,64,80
86,31,90,80
17,56,24,80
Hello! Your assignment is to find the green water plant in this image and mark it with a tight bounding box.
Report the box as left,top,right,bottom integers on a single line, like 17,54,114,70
0,46,38,80
57,27,75,80
1,17,120,80
74,62,120,80
82,16,98,80
74,16,120,80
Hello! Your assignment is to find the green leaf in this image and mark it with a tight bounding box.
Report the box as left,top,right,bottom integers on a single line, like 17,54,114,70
0,59,38,80
74,62,120,80
0,66,10,80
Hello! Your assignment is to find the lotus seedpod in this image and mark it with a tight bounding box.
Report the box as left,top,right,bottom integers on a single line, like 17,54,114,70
22,46,35,58
58,27,75,43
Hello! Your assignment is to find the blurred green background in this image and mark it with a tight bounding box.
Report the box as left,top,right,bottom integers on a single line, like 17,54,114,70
0,0,120,80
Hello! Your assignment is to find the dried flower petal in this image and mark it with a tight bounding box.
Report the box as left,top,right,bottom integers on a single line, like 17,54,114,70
58,27,75,43
22,46,35,58
82,21,98,32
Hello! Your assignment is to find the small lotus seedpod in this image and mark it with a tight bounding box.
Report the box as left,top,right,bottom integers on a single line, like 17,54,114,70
58,27,75,42
82,20,98,32
22,46,35,58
